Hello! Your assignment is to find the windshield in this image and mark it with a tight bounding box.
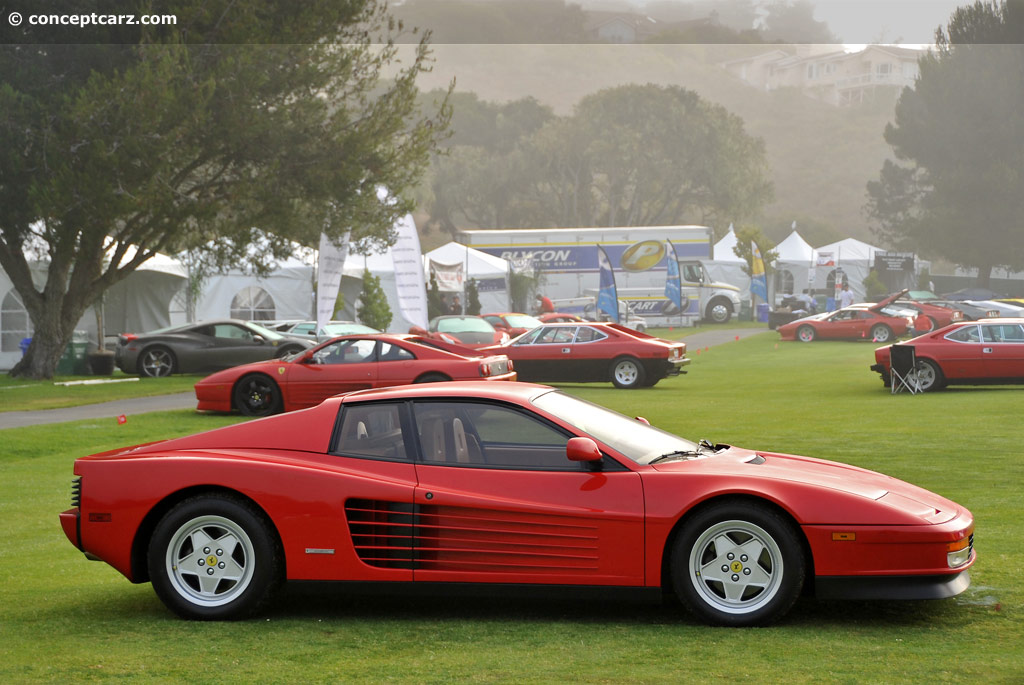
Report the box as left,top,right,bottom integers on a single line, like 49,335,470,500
245,321,287,341
323,323,378,335
437,317,495,333
532,390,696,464
503,314,542,328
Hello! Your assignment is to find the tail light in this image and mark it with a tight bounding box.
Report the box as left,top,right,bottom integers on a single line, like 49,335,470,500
118,333,138,345
951,311,963,321
507,359,513,371
479,362,492,377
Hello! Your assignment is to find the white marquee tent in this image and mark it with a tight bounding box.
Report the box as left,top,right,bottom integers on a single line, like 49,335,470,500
424,241,511,313
772,229,815,300
812,237,885,303
706,227,750,302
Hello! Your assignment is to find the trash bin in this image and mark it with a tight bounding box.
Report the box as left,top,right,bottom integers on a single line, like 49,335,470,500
738,302,752,322
19,337,31,357
56,331,91,375
756,303,770,323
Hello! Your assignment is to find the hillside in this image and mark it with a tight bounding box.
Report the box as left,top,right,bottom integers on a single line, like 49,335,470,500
408,43,901,247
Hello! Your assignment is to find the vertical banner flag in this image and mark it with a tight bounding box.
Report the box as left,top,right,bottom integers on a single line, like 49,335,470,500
317,230,350,335
750,241,768,303
596,245,620,323
664,240,682,310
389,215,430,331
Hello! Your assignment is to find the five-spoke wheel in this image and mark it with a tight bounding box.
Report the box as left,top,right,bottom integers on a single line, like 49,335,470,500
672,502,805,626
610,357,646,389
138,346,176,377
796,325,816,343
234,374,282,417
148,496,282,620
871,324,894,343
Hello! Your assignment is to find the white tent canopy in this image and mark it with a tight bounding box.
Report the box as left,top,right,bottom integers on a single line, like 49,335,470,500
712,228,745,263
424,241,511,313
771,230,815,300
706,226,750,303
812,237,884,303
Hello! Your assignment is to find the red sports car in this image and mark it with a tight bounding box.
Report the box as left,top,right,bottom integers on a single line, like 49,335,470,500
60,381,975,627
871,318,1024,392
413,315,511,348
778,292,915,343
482,312,543,337
486,322,688,388
538,312,585,323
194,334,516,416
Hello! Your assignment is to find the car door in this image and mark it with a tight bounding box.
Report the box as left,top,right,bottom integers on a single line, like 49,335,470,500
409,400,645,586
505,326,576,381
374,340,421,386
937,324,987,380
563,325,612,381
285,338,379,408
199,323,275,369
980,323,1024,379
820,310,862,340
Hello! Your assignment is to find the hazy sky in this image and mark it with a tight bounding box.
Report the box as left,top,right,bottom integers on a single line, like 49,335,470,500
809,0,966,44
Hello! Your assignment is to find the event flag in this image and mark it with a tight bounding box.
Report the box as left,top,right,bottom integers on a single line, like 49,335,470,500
750,240,768,303
596,245,620,323
664,240,682,310
316,230,350,335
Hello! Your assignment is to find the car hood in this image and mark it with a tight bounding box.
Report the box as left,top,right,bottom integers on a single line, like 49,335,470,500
652,447,960,525
195,358,291,384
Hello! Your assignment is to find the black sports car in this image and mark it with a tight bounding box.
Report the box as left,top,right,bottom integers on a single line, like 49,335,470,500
115,319,314,377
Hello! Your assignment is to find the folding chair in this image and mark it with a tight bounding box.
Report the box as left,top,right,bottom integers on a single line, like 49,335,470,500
890,344,919,394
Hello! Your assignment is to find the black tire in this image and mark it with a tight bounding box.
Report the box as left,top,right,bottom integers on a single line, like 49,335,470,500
233,374,283,417
871,324,894,343
914,358,946,392
670,501,805,627
148,495,283,620
796,325,816,343
138,345,177,377
610,356,646,389
414,372,451,383
705,299,733,324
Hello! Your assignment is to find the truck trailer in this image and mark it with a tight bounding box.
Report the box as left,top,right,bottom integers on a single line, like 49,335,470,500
459,226,741,325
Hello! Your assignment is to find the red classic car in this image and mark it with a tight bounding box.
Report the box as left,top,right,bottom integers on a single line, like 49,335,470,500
538,312,585,324
486,322,688,388
60,381,975,627
194,334,516,416
778,292,915,343
871,318,1024,392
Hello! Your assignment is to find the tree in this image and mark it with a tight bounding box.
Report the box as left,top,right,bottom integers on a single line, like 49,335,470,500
356,269,393,332
866,0,1024,287
0,1,450,378
759,1,839,43
427,272,446,320
433,84,772,230
731,225,779,279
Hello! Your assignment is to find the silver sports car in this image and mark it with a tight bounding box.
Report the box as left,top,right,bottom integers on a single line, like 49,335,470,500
115,319,314,377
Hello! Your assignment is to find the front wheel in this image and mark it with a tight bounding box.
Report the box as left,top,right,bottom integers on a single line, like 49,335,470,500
914,358,946,392
610,357,646,389
148,495,282,620
705,299,733,324
796,325,816,343
671,501,805,627
234,374,283,417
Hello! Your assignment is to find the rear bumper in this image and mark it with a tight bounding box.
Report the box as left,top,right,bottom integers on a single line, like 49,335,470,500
60,508,81,550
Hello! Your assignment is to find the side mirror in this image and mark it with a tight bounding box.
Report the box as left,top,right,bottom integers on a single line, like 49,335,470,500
253,335,265,345
567,437,602,462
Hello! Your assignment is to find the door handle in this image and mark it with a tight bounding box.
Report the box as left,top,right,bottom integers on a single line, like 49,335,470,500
562,347,571,354
983,347,993,353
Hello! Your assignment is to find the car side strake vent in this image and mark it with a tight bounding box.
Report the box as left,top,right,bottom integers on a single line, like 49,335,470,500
345,499,601,574
345,499,416,569
71,477,82,508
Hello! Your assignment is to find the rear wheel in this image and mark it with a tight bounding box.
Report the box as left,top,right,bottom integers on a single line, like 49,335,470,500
148,495,282,620
610,357,646,389
871,324,894,343
138,346,177,377
914,358,946,392
796,325,816,343
671,501,805,627
414,373,451,383
234,374,283,417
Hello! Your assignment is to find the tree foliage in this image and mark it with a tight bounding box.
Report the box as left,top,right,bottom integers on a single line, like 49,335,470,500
356,269,393,332
731,225,779,278
0,0,450,378
429,84,772,231
866,0,1024,286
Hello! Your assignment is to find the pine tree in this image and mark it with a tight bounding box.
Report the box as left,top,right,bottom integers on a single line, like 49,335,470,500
465,278,482,315
357,270,392,331
427,272,446,320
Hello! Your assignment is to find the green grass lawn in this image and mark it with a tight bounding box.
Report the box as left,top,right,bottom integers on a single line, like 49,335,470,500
2,332,1021,683
0,372,202,412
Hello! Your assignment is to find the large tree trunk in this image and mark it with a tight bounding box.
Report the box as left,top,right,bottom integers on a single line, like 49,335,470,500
975,263,993,289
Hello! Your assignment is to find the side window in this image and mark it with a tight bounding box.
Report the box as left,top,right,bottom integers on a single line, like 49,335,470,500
379,342,415,361
292,323,316,336
413,402,572,470
575,326,607,343
314,339,377,365
514,328,543,345
334,403,407,460
982,324,1024,343
535,326,574,344
946,326,979,343
212,324,253,341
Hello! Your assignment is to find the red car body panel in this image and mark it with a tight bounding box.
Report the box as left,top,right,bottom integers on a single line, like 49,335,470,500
872,318,1024,386
194,334,515,414
484,322,688,386
61,382,974,619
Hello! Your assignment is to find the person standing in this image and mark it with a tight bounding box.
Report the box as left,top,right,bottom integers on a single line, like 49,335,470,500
839,283,855,309
535,293,554,314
